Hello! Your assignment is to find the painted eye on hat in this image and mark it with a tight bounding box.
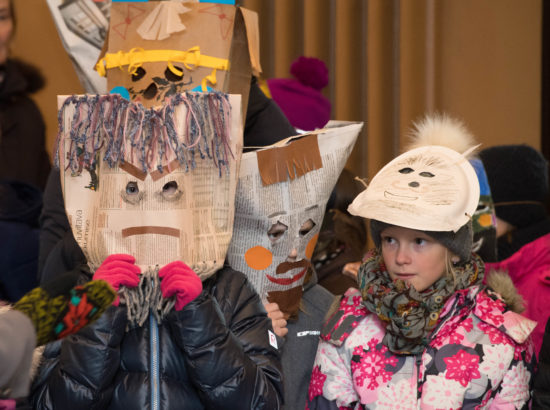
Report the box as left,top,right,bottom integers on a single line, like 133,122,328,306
419,171,435,178
399,167,414,174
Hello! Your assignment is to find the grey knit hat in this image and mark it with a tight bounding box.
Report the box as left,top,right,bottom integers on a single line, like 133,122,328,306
370,219,473,264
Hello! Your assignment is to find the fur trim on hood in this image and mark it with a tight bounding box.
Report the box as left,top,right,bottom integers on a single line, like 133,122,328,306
485,270,526,314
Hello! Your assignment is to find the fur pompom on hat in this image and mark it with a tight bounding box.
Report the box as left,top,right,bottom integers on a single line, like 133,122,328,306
479,144,549,228
267,56,331,131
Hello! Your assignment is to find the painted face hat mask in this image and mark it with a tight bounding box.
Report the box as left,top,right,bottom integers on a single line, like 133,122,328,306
348,143,479,234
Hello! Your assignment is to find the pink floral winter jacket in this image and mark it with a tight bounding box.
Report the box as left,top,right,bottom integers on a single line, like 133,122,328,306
307,286,537,409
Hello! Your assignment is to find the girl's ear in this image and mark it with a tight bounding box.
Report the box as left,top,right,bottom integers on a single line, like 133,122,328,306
451,255,460,264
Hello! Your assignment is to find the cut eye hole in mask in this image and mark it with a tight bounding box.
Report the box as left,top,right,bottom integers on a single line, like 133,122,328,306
122,181,144,205
158,180,183,201
299,219,316,236
268,222,288,243
132,67,146,82
165,66,184,82
143,82,158,100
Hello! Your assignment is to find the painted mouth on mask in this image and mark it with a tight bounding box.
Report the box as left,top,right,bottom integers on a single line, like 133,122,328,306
122,226,180,238
384,191,418,201
267,259,310,285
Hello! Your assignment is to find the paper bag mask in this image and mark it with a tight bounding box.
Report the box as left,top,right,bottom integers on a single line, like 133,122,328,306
96,1,261,109
57,92,243,281
226,122,362,319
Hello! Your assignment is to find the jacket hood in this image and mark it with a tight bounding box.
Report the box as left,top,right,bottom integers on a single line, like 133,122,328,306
0,58,45,99
485,270,526,314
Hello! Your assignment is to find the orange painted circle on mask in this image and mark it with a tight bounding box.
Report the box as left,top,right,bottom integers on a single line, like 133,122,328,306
305,233,319,259
245,246,273,270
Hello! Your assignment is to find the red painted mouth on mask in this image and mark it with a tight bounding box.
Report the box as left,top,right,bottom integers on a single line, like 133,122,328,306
266,267,307,285
267,259,311,285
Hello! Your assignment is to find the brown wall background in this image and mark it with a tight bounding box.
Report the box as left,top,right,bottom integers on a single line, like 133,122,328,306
12,0,541,182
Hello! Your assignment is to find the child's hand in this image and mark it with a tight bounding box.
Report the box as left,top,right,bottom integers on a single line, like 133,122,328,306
158,261,203,311
264,302,288,338
93,254,141,306
342,261,361,282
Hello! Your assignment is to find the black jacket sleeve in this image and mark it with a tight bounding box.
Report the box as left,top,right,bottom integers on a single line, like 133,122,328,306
533,317,550,409
30,306,127,410
168,268,283,409
38,168,86,284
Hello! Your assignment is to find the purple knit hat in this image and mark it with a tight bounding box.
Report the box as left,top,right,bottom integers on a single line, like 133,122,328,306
267,56,331,131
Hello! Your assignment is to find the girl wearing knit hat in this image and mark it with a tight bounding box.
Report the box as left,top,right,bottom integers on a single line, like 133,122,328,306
307,115,536,409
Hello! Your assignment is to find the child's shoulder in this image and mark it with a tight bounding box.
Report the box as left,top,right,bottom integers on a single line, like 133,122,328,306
320,288,382,346
473,285,537,345
440,281,536,346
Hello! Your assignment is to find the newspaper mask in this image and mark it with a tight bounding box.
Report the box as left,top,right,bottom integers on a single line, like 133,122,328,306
227,122,361,319
57,92,242,280
348,145,479,233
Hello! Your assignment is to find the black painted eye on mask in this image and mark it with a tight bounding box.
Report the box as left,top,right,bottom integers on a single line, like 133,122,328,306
165,66,184,82
132,67,146,82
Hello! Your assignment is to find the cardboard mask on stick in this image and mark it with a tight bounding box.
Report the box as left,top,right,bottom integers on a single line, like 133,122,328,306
226,122,362,319
57,92,243,280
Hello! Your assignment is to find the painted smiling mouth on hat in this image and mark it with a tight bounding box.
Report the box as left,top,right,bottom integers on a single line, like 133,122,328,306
384,191,418,201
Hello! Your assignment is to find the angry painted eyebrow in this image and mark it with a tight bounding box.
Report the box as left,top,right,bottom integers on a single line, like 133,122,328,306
119,159,181,181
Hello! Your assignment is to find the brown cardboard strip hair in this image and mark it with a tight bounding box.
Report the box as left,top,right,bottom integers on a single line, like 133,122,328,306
256,134,323,186
122,226,181,238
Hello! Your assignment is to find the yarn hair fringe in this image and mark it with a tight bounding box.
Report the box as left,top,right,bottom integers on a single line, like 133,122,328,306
55,92,233,177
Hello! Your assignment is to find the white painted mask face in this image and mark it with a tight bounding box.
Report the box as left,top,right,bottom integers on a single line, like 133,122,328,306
58,93,242,279
349,145,479,233
227,123,362,318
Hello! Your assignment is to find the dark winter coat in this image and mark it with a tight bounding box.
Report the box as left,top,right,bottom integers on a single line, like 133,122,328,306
0,59,51,190
0,180,41,302
30,266,283,410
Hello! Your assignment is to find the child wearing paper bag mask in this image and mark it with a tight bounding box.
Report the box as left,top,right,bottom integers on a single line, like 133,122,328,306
226,122,362,410
307,115,536,409
30,93,284,410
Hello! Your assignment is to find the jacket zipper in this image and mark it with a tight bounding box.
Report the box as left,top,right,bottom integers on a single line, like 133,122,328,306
150,312,160,410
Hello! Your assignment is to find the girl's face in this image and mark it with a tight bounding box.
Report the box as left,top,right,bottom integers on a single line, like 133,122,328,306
0,0,12,65
380,225,449,292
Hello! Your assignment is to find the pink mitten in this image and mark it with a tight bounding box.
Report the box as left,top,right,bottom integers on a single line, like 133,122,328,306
158,261,203,311
93,254,141,306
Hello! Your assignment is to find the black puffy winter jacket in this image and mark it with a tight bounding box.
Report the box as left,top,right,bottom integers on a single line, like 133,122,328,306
30,266,283,410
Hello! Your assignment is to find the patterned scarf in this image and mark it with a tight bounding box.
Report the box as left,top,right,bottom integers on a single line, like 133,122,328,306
358,249,484,355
